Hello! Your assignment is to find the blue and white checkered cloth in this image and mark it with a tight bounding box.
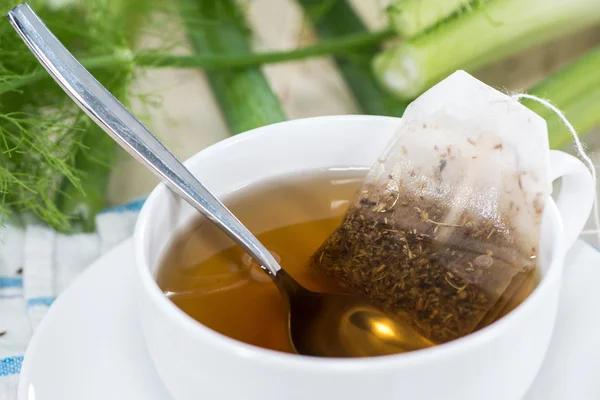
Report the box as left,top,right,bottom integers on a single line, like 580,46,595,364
0,200,144,400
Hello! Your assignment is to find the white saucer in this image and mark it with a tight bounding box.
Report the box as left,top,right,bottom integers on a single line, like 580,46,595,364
18,239,174,400
18,239,600,400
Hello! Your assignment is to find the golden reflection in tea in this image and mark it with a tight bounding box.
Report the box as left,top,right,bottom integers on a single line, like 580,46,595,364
157,170,540,354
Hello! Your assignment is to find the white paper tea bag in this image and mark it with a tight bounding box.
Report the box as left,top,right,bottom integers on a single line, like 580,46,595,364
310,70,550,343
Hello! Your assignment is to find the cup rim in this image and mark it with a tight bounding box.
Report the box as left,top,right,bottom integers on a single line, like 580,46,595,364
134,115,565,371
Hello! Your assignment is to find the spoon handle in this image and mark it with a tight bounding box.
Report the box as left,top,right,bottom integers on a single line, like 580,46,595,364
7,3,282,275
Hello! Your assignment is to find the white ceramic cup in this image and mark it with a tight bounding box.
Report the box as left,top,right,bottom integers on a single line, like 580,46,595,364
134,116,594,400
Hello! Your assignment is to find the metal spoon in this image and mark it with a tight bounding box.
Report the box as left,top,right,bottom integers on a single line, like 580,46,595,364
7,3,434,357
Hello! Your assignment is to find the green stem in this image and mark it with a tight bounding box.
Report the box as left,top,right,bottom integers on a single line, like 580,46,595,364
0,27,393,98
526,45,600,149
297,0,407,117
373,0,600,99
137,27,394,68
176,0,286,134
386,0,474,38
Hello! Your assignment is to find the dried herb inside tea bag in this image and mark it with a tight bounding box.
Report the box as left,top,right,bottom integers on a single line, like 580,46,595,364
309,71,551,344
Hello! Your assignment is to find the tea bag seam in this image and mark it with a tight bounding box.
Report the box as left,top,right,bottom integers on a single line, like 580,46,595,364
512,93,600,244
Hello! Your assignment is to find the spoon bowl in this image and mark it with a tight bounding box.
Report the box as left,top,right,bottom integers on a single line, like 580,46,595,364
7,2,433,358
279,269,434,357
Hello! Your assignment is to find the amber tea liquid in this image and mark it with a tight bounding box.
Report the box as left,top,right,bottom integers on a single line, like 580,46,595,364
157,170,365,353
157,170,539,354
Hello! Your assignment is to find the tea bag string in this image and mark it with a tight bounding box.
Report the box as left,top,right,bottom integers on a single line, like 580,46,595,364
512,93,600,243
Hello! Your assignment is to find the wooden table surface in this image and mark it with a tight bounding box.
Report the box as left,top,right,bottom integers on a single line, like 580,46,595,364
106,0,600,243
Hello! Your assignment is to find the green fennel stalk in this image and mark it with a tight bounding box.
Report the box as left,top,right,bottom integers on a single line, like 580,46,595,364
176,0,285,134
527,45,600,149
297,0,407,117
137,27,393,69
373,0,600,100
386,0,475,38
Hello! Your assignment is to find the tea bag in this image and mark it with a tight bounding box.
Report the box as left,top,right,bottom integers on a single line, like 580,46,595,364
309,71,551,344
